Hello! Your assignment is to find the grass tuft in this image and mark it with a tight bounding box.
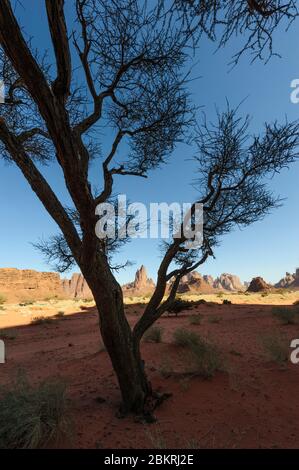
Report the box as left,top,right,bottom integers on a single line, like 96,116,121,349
0,329,17,340
272,306,297,325
173,328,222,378
0,374,71,449
189,314,201,325
260,331,289,364
144,326,163,343
30,316,53,326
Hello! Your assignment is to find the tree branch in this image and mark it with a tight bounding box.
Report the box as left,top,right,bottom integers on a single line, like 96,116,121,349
0,117,82,259
45,0,72,99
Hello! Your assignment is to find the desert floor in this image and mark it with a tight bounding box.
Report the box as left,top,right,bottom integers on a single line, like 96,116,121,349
1,291,299,448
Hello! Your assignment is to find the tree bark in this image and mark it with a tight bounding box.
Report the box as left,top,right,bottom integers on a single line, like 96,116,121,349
80,252,152,416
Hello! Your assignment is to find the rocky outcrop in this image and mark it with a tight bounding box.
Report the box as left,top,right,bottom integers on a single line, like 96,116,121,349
290,269,299,289
0,268,64,302
61,274,93,299
176,272,244,294
213,273,244,292
247,276,271,292
275,268,299,290
203,275,214,287
122,265,155,296
177,272,214,294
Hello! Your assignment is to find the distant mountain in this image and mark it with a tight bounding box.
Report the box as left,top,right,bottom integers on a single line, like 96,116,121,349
0,268,64,302
2,265,297,303
275,268,299,290
122,265,155,296
61,273,92,299
247,276,272,292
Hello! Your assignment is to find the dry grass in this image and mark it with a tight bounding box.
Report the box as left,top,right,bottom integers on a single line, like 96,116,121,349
259,331,289,364
30,316,53,326
0,374,71,449
189,314,201,325
143,326,163,343
272,306,298,325
0,329,17,340
173,328,223,378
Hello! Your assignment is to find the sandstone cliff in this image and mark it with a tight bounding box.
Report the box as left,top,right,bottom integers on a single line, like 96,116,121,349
122,265,155,296
247,276,271,292
275,268,299,290
0,268,64,302
61,273,93,299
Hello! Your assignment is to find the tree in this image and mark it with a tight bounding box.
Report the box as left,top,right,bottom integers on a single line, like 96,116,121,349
173,0,299,63
0,0,298,419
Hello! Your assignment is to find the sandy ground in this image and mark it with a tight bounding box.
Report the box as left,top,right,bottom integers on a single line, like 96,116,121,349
0,291,299,449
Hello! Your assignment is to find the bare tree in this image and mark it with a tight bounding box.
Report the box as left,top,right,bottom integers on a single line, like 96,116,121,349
0,0,298,419
171,0,299,63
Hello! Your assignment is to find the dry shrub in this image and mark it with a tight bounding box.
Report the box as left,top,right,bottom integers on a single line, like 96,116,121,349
260,331,289,364
272,306,297,325
0,374,71,448
173,328,222,378
144,326,163,343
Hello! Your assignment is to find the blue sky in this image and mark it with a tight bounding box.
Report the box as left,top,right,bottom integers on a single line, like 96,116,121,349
0,1,298,285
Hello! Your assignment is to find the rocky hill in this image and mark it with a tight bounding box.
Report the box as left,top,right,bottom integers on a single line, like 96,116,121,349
0,268,64,302
275,268,299,290
176,272,214,294
213,273,244,292
61,274,92,299
122,265,155,296
247,277,271,292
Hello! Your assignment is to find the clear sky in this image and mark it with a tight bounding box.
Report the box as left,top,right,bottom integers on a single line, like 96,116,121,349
0,1,298,285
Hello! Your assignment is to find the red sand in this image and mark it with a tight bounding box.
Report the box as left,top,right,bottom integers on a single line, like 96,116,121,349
1,302,299,449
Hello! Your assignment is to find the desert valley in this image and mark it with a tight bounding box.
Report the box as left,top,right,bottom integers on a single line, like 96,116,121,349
1,0,299,458
1,266,299,448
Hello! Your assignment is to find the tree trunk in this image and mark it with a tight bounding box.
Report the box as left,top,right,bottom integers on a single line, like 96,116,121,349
80,256,152,416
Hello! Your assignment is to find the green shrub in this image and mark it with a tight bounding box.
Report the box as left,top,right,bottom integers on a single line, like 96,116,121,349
0,330,17,340
55,311,65,318
30,316,53,325
272,306,297,325
19,300,34,307
173,328,199,347
260,332,289,364
208,316,221,324
144,326,163,343
173,328,222,378
0,374,71,449
189,314,201,325
167,299,194,315
222,299,232,305
0,294,6,305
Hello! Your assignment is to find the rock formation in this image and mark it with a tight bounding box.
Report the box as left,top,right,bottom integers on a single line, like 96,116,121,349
122,265,155,296
290,268,299,289
213,273,244,292
275,268,299,290
61,273,93,299
176,271,214,294
0,268,64,302
247,276,271,292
